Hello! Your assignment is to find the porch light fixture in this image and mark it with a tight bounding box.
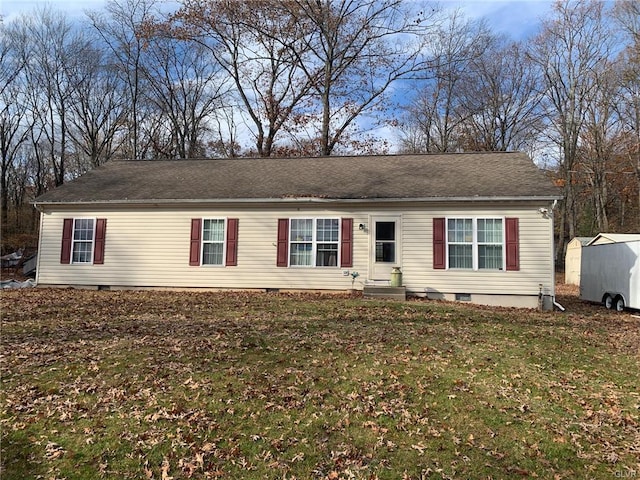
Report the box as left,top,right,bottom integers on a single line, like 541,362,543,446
359,223,366,231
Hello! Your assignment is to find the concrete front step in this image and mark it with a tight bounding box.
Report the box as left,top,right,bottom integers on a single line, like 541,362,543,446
363,285,406,300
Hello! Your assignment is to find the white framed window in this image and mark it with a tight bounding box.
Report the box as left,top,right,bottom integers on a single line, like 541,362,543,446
201,218,226,266
289,218,339,267
447,217,504,270
72,218,95,264
477,218,503,269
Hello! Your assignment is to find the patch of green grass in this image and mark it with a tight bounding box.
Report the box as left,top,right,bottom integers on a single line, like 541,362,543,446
2,289,639,479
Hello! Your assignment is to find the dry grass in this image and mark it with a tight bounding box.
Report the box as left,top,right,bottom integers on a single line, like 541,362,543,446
1,285,639,479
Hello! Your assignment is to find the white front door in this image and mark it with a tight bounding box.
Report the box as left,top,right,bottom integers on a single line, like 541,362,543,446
369,215,401,281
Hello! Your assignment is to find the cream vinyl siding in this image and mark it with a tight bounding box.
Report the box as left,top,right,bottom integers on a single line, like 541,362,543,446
36,201,554,299
36,206,369,291
401,204,554,298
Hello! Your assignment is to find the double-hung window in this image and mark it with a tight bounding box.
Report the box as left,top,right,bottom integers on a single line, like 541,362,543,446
447,218,473,269
189,218,238,267
201,219,226,266
477,218,503,269
289,218,339,267
447,218,504,270
61,217,106,265
72,218,95,263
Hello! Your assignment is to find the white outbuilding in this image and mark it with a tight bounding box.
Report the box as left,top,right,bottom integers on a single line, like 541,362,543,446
564,237,593,286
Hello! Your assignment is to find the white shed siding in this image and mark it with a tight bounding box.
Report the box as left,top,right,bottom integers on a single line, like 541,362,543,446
36,201,555,302
565,238,584,285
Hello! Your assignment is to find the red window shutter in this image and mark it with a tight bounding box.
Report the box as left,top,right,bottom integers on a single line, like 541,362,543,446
433,217,446,269
189,218,202,266
93,218,107,264
505,217,520,271
61,218,73,264
225,218,239,266
340,218,353,268
276,219,289,267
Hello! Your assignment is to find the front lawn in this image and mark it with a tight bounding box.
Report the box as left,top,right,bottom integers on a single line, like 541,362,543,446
1,288,639,479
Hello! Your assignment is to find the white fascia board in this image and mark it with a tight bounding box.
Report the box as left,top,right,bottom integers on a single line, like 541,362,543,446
34,195,561,209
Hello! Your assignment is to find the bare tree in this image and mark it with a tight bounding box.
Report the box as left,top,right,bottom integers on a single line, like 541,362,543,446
529,0,615,261
457,39,544,153
139,35,228,158
14,6,91,186
165,0,313,157
613,0,640,43
67,42,128,170
397,10,491,153
0,23,30,228
0,24,23,98
578,64,622,232
285,0,438,155
612,0,640,228
88,0,159,160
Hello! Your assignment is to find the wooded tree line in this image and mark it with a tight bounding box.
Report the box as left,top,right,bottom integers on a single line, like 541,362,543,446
1,0,638,264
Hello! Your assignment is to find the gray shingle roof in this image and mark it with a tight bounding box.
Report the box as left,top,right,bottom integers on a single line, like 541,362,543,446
34,152,561,204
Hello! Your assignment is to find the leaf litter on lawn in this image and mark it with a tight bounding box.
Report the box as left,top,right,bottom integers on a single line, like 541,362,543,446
1,288,639,479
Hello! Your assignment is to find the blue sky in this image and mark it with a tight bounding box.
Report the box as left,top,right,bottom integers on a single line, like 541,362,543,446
450,0,554,38
2,0,555,40
0,0,555,153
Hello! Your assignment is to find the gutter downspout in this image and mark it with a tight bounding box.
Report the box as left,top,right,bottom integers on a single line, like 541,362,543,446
32,202,44,286
550,199,565,311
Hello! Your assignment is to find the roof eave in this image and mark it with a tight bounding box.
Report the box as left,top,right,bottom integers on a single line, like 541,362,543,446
34,195,562,208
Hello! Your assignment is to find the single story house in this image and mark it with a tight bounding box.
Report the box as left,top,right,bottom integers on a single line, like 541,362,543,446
564,237,594,286
33,152,561,309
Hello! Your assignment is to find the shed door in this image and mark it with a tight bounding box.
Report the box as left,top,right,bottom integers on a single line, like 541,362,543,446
369,215,401,280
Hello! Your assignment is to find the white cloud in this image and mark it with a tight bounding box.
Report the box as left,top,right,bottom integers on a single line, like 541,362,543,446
3,0,555,41
442,0,554,39
1,0,107,23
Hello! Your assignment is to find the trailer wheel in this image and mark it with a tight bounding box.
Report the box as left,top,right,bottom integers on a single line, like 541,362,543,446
614,296,625,312
604,294,613,309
